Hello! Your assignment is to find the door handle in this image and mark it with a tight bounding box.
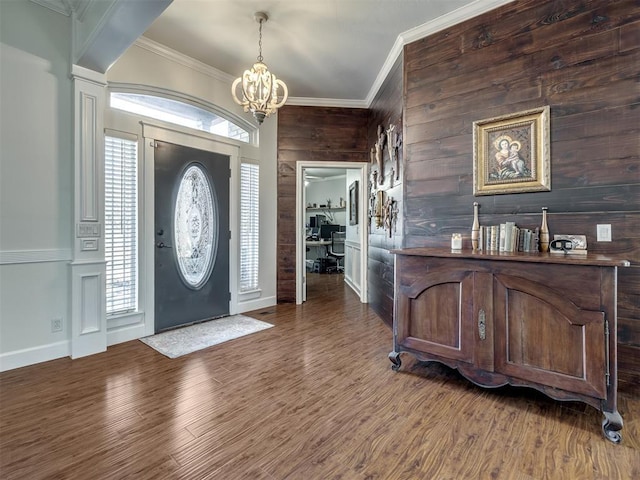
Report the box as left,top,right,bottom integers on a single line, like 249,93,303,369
156,242,172,249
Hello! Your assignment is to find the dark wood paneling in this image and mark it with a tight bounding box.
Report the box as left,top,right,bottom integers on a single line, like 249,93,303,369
402,0,640,378
276,106,369,302
367,55,404,321
274,0,638,379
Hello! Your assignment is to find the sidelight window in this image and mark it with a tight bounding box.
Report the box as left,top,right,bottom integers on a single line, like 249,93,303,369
105,135,138,315
240,163,259,292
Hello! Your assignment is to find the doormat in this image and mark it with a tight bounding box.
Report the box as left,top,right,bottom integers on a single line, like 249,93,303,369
139,315,274,358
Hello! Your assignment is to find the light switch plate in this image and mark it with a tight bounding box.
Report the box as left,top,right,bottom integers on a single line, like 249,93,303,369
597,224,612,242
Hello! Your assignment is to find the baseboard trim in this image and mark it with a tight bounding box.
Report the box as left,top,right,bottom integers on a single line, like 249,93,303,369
0,340,70,372
107,323,148,347
236,295,277,314
344,276,362,301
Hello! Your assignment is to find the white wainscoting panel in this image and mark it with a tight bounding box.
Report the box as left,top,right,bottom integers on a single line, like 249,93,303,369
70,261,106,358
344,241,361,296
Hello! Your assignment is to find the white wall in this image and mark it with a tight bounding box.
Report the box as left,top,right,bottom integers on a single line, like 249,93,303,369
305,176,347,227
0,1,74,369
0,1,279,371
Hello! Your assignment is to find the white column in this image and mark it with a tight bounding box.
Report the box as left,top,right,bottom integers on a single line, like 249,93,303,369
69,65,107,358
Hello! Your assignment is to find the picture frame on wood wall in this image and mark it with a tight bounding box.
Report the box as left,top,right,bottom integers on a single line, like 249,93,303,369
473,106,551,196
349,180,359,225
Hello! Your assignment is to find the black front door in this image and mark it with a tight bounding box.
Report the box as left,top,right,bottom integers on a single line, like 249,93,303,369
154,141,230,332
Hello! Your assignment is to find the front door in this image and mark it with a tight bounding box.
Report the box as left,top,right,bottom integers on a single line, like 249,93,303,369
154,141,230,332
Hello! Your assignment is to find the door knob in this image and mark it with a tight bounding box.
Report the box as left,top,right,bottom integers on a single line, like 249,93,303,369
156,242,172,249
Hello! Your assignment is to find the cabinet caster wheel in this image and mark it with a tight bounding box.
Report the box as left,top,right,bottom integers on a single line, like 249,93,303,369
389,351,402,371
602,411,623,444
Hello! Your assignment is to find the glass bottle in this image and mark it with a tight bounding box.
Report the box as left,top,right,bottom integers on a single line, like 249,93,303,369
540,207,549,252
471,202,480,251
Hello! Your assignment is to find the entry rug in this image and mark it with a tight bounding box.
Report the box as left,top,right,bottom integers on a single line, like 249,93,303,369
139,315,274,358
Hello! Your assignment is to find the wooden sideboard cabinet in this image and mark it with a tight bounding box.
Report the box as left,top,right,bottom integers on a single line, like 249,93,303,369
389,248,631,443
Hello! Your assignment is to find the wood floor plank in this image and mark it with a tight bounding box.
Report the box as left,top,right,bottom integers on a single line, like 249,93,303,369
1,273,638,479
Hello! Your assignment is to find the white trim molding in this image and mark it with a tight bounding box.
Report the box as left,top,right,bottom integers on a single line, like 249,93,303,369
71,65,107,358
296,161,369,305
135,36,235,84
0,249,73,265
29,0,71,16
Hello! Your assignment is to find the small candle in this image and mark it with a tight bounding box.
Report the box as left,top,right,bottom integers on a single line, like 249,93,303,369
451,233,462,250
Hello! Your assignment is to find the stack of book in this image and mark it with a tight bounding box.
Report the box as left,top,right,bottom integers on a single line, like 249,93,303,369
478,222,540,253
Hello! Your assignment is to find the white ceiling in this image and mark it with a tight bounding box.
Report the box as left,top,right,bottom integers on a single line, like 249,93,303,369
142,0,513,104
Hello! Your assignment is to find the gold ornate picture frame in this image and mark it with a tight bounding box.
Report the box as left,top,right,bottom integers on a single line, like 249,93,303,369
473,106,550,196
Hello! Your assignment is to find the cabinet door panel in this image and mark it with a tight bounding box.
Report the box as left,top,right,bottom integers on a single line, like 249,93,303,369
494,274,606,398
398,270,474,363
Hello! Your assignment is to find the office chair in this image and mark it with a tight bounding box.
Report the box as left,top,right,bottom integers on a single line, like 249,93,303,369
327,231,346,274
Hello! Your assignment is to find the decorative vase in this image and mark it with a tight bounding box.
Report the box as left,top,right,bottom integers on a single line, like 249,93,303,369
471,202,480,251
540,207,549,252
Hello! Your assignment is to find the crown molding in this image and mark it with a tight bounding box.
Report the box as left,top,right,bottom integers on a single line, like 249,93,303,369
365,0,515,106
135,36,235,84
286,96,368,109
29,0,71,16
29,0,103,19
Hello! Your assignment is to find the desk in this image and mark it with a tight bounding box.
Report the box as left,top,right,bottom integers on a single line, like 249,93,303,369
306,239,331,262
306,240,331,247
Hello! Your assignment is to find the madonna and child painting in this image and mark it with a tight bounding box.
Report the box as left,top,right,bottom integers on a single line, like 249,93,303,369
473,106,551,196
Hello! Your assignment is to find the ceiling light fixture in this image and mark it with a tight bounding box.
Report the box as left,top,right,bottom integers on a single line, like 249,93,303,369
231,12,288,125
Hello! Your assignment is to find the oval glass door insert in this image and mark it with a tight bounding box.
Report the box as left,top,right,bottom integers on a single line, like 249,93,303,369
174,164,218,289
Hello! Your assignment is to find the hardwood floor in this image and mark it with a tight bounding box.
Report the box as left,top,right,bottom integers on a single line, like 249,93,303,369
1,274,639,479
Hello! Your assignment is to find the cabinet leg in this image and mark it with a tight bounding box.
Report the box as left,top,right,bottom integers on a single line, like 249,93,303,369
389,351,402,371
601,410,623,444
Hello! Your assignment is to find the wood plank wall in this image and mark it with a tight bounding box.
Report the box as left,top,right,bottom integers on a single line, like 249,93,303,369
401,0,640,382
276,106,370,302
367,56,404,326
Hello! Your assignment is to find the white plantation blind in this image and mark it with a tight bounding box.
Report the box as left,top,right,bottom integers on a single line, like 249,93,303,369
240,163,259,292
105,135,138,315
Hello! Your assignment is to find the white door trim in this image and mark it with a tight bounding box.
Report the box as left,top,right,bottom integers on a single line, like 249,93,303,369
296,161,368,304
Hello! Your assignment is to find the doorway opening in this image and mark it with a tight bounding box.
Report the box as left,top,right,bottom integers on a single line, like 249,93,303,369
296,161,368,304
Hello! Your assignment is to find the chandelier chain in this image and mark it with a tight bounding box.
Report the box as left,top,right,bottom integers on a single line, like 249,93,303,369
257,19,263,62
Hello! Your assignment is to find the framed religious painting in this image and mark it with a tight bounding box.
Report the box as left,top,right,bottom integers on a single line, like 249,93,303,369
473,106,550,196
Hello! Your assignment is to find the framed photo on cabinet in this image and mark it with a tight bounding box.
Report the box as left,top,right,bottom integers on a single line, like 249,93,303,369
473,106,550,196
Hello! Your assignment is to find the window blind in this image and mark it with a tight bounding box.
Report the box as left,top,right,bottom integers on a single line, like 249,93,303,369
240,163,259,292
105,135,138,315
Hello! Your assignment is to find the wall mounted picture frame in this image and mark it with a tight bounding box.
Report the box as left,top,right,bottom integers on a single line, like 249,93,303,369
473,106,551,196
349,181,358,225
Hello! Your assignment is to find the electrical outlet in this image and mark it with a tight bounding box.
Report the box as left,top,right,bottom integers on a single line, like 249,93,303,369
597,224,612,242
51,318,63,332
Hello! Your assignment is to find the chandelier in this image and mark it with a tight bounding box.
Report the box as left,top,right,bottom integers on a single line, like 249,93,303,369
231,12,288,125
